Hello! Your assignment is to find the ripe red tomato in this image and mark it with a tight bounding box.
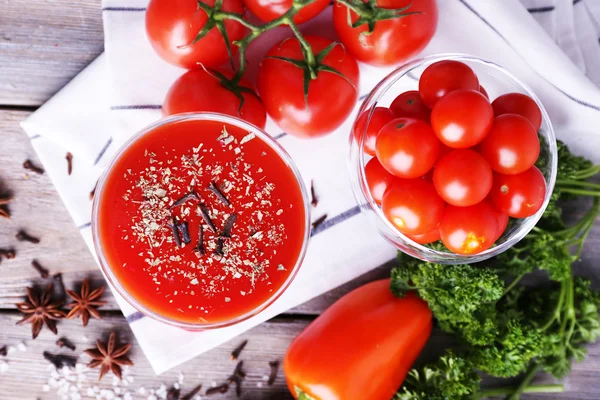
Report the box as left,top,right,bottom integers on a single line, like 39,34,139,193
489,167,547,218
376,118,440,179
365,157,398,205
382,179,445,235
146,0,245,69
163,68,266,129
492,93,542,131
431,90,493,148
488,202,509,242
419,61,480,108
479,85,489,99
479,114,540,175
389,91,431,122
439,202,498,255
433,149,493,207
406,228,440,245
242,0,330,24
332,0,438,66
354,108,395,156
257,36,359,138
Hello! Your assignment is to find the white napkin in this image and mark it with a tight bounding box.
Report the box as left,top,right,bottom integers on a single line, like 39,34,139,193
20,0,600,374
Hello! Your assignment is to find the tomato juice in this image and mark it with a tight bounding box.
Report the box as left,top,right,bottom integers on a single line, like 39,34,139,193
93,115,308,326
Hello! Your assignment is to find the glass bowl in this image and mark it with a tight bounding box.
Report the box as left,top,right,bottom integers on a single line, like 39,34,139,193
349,53,557,264
92,113,311,329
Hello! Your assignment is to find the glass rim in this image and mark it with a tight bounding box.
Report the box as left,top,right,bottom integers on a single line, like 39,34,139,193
91,112,311,329
351,53,558,264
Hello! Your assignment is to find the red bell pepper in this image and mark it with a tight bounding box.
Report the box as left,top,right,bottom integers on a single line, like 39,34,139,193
284,278,432,400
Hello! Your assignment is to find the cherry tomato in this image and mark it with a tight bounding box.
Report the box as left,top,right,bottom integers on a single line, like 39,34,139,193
439,202,498,255
479,114,540,175
433,149,492,207
257,36,359,138
146,0,245,69
489,167,547,218
419,60,480,108
242,0,330,24
354,108,395,156
332,0,438,66
479,85,489,99
492,93,542,131
382,179,445,235
489,203,509,242
376,118,440,179
163,68,266,129
406,228,441,245
389,91,431,122
431,90,493,148
365,157,398,205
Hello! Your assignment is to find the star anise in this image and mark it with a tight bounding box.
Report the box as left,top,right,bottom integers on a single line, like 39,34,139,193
84,332,133,380
66,279,106,327
16,285,66,339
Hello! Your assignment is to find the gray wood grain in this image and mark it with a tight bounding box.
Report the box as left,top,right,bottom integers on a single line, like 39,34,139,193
0,0,104,106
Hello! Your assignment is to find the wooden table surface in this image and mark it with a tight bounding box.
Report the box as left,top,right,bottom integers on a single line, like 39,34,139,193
2,1,600,399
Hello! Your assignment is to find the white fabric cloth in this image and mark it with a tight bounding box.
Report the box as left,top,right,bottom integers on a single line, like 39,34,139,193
20,0,600,374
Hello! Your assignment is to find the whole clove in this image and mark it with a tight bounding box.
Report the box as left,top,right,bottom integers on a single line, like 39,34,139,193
230,339,247,360
227,361,246,397
177,221,191,244
167,216,182,248
16,230,40,244
205,383,229,395
268,360,280,385
310,180,318,207
0,346,6,356
31,260,49,278
220,214,237,239
52,273,66,303
0,196,12,219
89,180,98,201
43,351,78,369
194,224,205,256
66,152,73,175
181,384,202,400
56,338,76,351
166,387,181,400
197,204,217,232
311,214,328,230
208,182,230,206
170,191,201,209
215,238,225,257
0,248,16,263
23,160,45,175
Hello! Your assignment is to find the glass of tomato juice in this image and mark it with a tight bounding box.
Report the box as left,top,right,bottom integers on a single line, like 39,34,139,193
349,53,558,264
92,113,310,329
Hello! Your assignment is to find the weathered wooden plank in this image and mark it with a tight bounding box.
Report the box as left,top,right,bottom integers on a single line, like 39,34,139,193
0,0,104,106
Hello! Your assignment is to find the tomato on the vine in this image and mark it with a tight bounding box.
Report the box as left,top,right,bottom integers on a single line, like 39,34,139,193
430,90,493,148
354,107,395,156
492,93,542,131
479,114,540,175
332,0,438,66
419,61,480,108
433,149,493,207
439,202,498,255
406,228,440,245
146,0,246,69
163,68,266,129
382,179,445,235
365,157,398,205
389,91,431,122
257,36,359,138
489,167,547,218
376,118,440,179
242,0,330,24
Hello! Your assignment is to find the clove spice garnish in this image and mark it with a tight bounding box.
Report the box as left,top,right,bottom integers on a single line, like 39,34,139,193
310,180,318,207
43,351,78,369
268,360,280,385
56,338,76,351
181,384,202,400
227,361,246,397
31,260,49,278
0,346,6,356
0,196,12,219
177,221,192,244
311,214,328,230
230,339,247,360
170,191,201,209
168,216,182,248
23,160,45,175
194,224,206,256
0,248,16,263
220,214,237,239
166,387,180,400
208,181,230,206
66,152,73,176
197,204,217,232
16,230,40,244
205,383,229,395
53,273,66,303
